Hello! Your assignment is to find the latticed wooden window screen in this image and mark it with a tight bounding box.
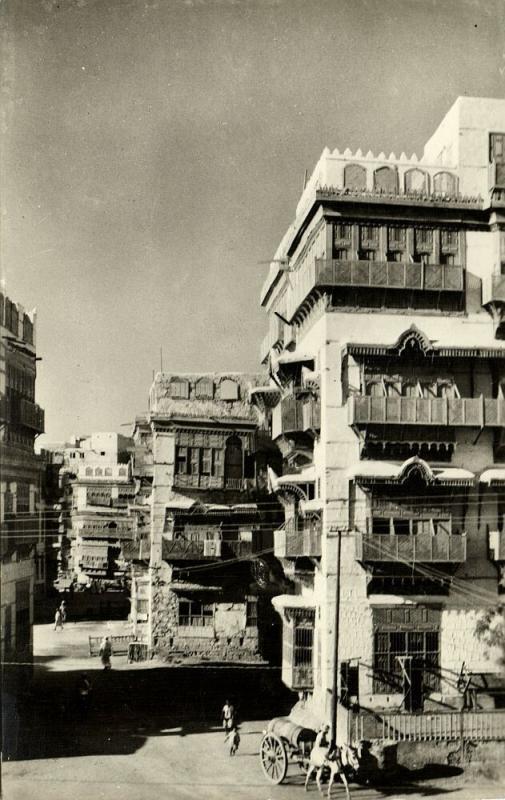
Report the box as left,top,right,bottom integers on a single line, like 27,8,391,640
490,133,505,163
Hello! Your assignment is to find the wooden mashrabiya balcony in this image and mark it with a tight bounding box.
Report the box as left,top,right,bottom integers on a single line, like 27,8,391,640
349,395,505,427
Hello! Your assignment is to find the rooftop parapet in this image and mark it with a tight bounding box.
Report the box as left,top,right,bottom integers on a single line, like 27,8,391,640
149,371,266,423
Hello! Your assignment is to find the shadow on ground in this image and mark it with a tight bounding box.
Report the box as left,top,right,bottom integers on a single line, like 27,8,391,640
4,663,295,762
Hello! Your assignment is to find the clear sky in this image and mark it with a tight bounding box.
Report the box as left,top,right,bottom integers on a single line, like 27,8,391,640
3,0,504,444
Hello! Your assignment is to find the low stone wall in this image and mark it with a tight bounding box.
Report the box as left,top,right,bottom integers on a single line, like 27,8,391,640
159,639,264,665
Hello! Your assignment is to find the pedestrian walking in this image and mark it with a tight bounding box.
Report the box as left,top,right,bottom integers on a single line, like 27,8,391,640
54,607,64,631
59,600,67,624
226,725,240,756
221,699,235,736
99,636,112,670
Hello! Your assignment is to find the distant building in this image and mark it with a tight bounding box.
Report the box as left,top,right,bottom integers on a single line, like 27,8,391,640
52,432,137,597
260,97,505,741
0,290,45,680
130,372,284,664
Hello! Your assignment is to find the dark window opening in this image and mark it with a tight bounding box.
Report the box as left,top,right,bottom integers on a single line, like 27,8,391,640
372,517,390,535
393,518,410,536
178,599,214,627
246,599,258,628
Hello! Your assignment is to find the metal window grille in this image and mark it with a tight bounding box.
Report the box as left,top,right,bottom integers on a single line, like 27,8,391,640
294,626,314,667
373,629,440,694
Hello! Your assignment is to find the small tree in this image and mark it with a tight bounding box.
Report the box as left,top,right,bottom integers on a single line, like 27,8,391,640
475,604,505,668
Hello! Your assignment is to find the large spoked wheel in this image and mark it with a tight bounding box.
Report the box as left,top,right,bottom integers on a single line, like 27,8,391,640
260,733,288,784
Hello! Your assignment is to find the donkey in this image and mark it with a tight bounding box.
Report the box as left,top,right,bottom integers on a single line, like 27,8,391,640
305,741,360,800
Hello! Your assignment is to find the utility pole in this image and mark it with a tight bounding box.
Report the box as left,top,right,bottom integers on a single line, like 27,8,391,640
330,528,342,749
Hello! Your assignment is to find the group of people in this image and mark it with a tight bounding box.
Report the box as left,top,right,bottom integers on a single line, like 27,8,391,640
221,699,240,756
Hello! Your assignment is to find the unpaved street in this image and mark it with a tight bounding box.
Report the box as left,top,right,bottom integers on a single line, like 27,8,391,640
2,623,505,800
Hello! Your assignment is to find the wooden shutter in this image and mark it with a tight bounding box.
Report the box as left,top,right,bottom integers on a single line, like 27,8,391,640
189,448,199,476
175,446,188,475
213,448,224,479
201,447,212,476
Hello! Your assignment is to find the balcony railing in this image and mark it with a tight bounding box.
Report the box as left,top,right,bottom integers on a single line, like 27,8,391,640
275,517,322,558
482,273,505,306
349,395,505,428
352,709,505,744
286,257,464,321
163,532,268,562
3,396,45,433
272,395,320,439
355,531,467,563
173,474,247,491
19,399,45,432
163,539,220,560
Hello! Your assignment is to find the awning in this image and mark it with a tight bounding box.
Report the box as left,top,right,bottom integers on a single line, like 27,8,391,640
272,594,316,612
165,498,198,511
204,504,233,513
170,581,223,593
480,469,505,485
347,457,474,486
275,352,315,366
81,543,108,558
232,503,259,514
249,385,281,397
277,465,316,485
299,498,324,514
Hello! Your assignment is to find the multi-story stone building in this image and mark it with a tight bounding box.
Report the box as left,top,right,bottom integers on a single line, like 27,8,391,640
260,97,505,741
1,290,45,679
130,372,284,664
54,433,137,597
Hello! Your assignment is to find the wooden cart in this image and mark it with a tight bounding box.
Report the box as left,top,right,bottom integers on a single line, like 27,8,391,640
260,717,317,785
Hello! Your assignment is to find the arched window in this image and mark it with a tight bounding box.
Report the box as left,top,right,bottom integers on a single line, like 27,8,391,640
374,166,398,193
118,467,127,476
401,382,419,398
220,379,239,401
169,379,190,399
404,168,428,194
224,435,243,482
85,467,93,477
433,171,457,196
104,467,112,477
366,381,384,397
343,164,367,191
95,467,103,477
194,378,214,399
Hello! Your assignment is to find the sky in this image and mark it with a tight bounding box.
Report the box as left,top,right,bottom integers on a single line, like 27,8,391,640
2,0,505,444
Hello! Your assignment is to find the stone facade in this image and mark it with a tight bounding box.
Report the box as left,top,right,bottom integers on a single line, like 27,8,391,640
129,373,284,665
260,97,505,744
1,291,43,682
